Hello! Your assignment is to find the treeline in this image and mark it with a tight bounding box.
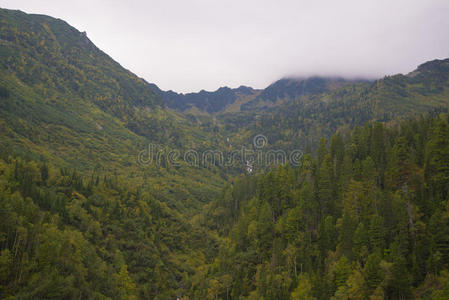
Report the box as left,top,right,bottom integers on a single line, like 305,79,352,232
196,114,449,299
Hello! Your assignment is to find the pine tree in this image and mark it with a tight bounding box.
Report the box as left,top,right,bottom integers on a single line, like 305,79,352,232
333,255,351,290
369,215,385,251
353,223,369,262
363,251,383,292
318,154,334,216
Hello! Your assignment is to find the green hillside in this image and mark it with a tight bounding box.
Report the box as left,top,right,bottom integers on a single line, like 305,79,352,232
217,60,449,154
0,9,230,299
0,8,230,207
1,7,449,300
197,114,449,299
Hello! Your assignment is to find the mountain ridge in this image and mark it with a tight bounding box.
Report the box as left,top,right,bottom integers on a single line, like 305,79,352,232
147,81,260,113
1,7,449,299
147,58,449,115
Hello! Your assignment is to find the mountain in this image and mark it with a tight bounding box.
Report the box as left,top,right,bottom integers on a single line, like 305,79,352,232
217,59,449,153
149,77,365,114
1,6,449,300
150,59,449,116
240,59,449,114
0,8,228,168
241,76,370,110
0,8,230,299
408,58,449,86
148,83,259,113
0,9,162,109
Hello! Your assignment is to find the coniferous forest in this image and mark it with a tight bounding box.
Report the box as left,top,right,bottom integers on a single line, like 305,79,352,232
1,6,449,300
199,115,449,299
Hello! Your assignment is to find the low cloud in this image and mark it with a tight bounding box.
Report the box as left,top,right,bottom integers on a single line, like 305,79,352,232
3,0,449,92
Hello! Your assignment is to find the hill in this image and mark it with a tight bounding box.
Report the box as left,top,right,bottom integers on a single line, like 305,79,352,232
198,113,449,299
241,76,370,110
217,59,449,154
0,8,230,299
1,7,449,299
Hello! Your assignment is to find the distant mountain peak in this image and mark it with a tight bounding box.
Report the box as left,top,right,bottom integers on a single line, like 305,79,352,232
147,83,259,113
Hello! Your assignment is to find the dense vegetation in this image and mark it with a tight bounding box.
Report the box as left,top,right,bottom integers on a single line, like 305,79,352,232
0,8,227,168
241,77,367,110
199,114,449,299
218,60,449,152
0,155,223,299
2,7,449,300
0,8,229,298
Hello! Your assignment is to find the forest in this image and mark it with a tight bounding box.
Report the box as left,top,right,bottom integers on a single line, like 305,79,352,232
1,7,449,300
198,114,449,299
1,113,449,299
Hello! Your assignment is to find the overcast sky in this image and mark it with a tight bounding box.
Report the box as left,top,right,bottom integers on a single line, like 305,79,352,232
2,0,449,92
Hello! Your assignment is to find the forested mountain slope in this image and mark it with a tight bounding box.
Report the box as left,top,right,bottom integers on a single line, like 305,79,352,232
198,114,449,299
218,59,449,153
0,8,228,299
0,8,228,207
149,58,449,117
0,8,232,169
241,76,369,110
1,7,449,300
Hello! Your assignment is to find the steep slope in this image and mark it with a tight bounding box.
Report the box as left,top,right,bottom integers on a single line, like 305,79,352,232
0,4,234,227
0,9,163,115
0,8,228,170
0,8,229,299
197,113,449,299
2,6,449,300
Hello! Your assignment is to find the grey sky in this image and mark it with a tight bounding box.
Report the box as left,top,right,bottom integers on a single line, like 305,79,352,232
2,0,449,92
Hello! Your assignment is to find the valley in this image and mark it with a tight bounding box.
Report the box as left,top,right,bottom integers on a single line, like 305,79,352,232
0,7,449,299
